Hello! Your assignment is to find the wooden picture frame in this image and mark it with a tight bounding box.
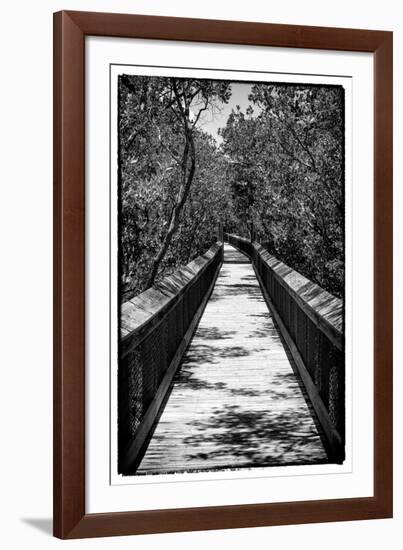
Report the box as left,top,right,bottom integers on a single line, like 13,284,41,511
53,10,393,539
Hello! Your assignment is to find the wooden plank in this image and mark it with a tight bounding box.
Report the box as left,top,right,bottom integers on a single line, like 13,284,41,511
255,244,343,350
119,256,223,473
135,244,328,475
253,262,344,462
225,234,343,350
120,243,222,356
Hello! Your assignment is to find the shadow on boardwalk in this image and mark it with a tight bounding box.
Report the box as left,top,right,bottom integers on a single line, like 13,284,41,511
183,404,327,466
136,243,329,474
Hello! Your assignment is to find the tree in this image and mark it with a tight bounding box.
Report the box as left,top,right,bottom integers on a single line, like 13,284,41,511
119,76,231,300
144,78,231,288
119,78,344,300
219,84,344,297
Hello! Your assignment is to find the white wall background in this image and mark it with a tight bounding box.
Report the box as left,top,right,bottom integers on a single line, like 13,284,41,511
0,0,400,547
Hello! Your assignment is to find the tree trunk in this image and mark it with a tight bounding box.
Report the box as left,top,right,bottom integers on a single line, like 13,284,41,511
145,127,196,289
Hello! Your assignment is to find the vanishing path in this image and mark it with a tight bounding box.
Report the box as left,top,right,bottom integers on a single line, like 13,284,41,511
137,243,328,474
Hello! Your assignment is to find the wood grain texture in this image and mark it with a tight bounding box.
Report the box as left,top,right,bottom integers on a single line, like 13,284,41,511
53,10,393,539
253,262,344,461
66,10,389,52
254,244,343,350
373,31,393,520
53,11,85,539
120,243,221,350
119,257,222,472
137,245,327,474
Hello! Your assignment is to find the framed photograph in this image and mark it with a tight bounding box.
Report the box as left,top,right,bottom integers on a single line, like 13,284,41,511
53,10,393,539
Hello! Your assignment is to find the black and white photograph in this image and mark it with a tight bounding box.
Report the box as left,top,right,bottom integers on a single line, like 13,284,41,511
117,73,345,477
0,0,396,545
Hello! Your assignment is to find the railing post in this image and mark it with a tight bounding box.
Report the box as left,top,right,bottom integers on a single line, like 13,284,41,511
249,221,255,242
217,224,224,242
119,243,223,473
224,233,345,462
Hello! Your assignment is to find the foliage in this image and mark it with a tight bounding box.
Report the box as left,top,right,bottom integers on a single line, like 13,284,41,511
119,76,233,301
119,77,344,302
219,84,344,297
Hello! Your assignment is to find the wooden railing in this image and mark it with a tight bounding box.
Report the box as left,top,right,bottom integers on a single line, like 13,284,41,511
225,233,345,462
119,242,223,474
225,233,254,258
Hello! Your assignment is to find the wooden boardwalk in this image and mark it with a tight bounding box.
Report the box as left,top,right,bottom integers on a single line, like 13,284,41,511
136,243,328,474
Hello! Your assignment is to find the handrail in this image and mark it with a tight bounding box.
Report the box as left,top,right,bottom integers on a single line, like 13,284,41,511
225,233,343,350
118,242,223,473
254,244,343,351
225,232,345,461
121,242,223,357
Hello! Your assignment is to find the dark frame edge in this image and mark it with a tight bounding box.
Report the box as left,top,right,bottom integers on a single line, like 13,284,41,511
53,10,86,539
64,495,391,539
373,30,393,521
53,10,61,539
53,10,393,539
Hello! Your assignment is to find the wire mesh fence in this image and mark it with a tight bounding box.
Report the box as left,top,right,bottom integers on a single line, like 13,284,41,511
225,233,345,460
118,243,223,470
